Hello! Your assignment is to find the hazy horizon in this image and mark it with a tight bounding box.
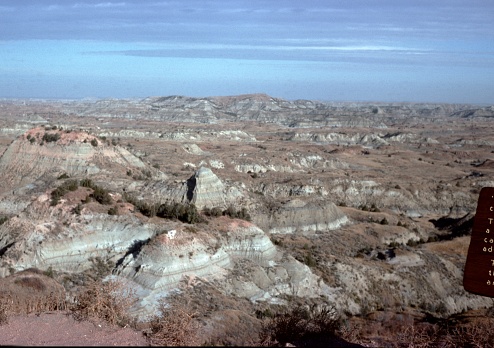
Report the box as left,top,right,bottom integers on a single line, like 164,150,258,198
1,1,493,104
0,93,491,107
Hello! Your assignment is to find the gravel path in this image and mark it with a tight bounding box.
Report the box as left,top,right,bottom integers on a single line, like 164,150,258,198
0,311,149,346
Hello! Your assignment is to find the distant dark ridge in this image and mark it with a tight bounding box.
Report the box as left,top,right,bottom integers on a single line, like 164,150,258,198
0,95,491,128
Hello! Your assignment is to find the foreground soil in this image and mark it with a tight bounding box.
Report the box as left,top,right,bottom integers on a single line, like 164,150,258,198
0,311,148,346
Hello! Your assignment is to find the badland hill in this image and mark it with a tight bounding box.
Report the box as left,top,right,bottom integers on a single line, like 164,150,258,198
0,94,493,345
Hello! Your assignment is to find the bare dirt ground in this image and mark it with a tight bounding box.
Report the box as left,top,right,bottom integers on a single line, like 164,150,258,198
0,311,148,346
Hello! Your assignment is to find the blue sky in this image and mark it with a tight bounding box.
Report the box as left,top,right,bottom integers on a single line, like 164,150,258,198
1,1,493,103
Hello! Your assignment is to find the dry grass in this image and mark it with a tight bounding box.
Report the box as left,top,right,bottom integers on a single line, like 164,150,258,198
424,236,470,257
0,269,140,331
0,269,68,322
394,322,487,348
13,276,46,291
441,318,494,348
0,292,68,317
336,312,494,348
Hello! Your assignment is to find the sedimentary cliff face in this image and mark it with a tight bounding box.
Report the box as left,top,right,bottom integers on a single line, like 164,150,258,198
0,129,340,320
189,167,227,208
0,127,158,196
254,199,349,234
0,211,157,276
0,190,333,319
113,219,331,318
288,131,439,147
134,166,245,211
0,95,493,328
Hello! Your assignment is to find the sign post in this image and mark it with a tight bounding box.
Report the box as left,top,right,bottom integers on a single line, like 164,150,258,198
464,187,494,297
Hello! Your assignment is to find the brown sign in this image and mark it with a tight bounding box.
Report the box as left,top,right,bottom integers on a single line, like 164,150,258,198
464,187,494,297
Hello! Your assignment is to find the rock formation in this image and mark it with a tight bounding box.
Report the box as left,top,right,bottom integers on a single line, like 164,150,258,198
255,199,349,234
0,95,493,340
0,127,162,196
0,93,481,129
161,166,243,210
188,167,227,209
113,219,318,318
0,129,333,320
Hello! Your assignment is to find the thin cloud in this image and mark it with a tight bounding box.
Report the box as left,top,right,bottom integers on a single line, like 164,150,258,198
91,42,425,53
73,2,127,8
82,41,433,67
1,0,493,103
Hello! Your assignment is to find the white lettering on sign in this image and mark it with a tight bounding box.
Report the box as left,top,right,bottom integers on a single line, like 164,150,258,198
459,188,494,297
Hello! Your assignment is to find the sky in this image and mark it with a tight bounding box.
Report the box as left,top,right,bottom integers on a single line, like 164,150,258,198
0,1,493,104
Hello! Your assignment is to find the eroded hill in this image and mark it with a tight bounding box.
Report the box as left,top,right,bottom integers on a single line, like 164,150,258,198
0,95,493,345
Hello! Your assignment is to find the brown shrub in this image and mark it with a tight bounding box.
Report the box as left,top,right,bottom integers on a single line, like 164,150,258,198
259,302,340,346
337,320,364,346
71,278,137,327
394,323,444,348
443,319,494,348
0,300,9,326
145,299,199,346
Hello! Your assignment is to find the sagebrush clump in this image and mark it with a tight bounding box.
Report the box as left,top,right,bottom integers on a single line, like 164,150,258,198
71,278,136,327
50,178,113,207
145,299,199,346
259,302,340,346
